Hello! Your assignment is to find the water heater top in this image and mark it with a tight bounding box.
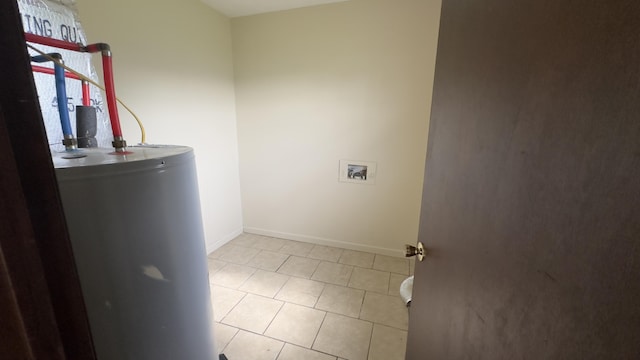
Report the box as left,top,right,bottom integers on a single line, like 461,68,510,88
53,145,194,178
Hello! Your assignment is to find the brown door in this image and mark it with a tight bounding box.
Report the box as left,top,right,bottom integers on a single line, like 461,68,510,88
406,0,640,359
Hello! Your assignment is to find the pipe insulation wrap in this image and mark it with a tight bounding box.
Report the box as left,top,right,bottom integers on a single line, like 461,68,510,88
76,105,97,148
19,0,112,151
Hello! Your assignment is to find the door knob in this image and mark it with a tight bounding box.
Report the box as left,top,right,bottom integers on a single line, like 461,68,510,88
405,241,426,262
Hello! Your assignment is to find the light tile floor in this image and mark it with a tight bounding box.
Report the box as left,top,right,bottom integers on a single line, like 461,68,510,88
209,233,413,360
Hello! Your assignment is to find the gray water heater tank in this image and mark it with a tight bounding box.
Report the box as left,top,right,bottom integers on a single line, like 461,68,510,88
53,145,217,360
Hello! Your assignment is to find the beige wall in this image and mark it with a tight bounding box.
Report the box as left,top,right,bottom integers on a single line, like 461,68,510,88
232,0,441,255
73,0,441,256
76,0,244,252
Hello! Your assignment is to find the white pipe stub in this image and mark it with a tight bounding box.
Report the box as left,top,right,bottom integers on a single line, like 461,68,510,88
400,275,414,307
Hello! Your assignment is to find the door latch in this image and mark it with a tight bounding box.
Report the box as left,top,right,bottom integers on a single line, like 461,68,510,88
405,241,426,262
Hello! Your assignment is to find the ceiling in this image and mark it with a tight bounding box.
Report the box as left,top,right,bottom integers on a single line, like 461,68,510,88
201,0,350,18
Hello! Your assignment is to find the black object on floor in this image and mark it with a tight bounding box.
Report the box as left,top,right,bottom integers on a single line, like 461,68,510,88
219,354,228,360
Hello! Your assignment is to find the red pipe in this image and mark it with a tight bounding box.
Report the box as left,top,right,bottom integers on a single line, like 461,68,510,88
101,54,122,138
26,32,127,151
82,81,91,106
25,33,83,52
31,64,80,80
32,65,92,109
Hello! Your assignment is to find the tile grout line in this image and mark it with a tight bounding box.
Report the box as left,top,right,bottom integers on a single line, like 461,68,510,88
217,290,248,325
212,271,407,330
223,324,338,358
220,240,408,273
309,310,328,353
218,326,239,354
262,300,286,336
357,290,368,320
273,254,291,273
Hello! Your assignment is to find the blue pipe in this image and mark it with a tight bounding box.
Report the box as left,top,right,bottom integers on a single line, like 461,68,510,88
31,54,73,140
54,62,73,137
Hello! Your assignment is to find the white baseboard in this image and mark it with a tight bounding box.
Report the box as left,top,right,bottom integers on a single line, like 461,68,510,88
206,227,243,255
243,227,405,258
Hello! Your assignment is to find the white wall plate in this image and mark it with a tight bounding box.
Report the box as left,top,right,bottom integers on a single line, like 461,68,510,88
339,159,377,185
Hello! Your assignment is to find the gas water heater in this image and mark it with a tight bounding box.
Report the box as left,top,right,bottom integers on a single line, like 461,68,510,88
54,146,217,359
